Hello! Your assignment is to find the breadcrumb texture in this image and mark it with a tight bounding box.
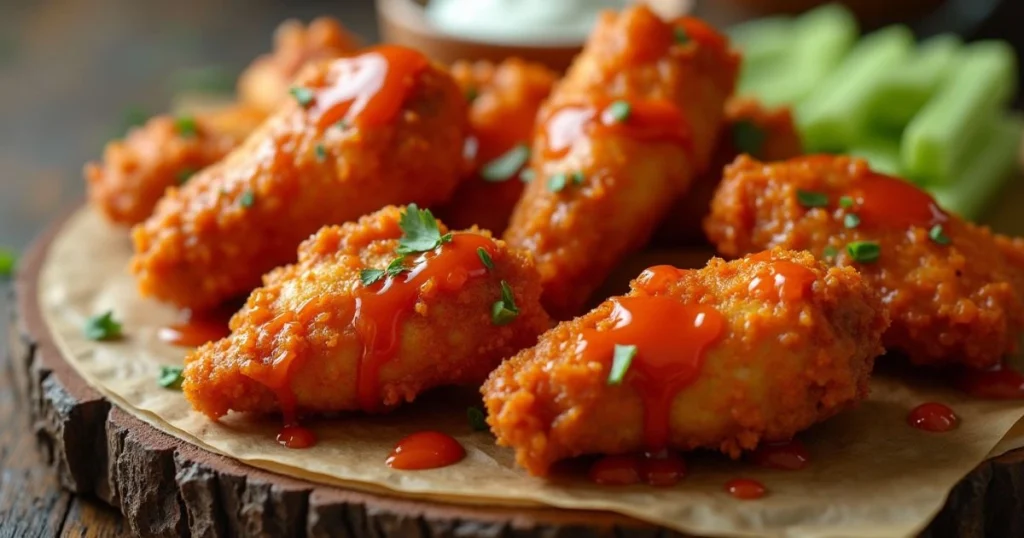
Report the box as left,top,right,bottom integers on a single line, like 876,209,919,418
705,155,1024,368
483,248,887,476
184,206,550,419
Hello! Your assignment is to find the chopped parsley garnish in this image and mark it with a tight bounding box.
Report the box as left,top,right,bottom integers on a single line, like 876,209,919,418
604,100,632,123
673,26,690,44
519,169,536,183
732,120,766,157
797,190,829,208
490,280,519,326
359,257,408,286
571,171,586,185
929,224,951,245
158,365,184,390
84,311,123,341
397,204,452,255
844,213,861,229
386,257,407,277
0,248,16,278
477,247,494,270
289,86,315,108
846,241,881,263
839,195,855,209
174,116,198,138
359,269,386,286
465,87,479,103
315,143,327,162
547,173,568,193
481,144,530,183
467,406,489,431
822,245,839,261
176,167,197,185
239,190,255,208
607,344,637,385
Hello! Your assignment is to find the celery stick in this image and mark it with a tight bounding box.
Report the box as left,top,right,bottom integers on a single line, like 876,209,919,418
797,26,915,152
779,4,859,105
929,115,1024,220
848,134,903,176
728,16,793,67
868,34,963,130
902,41,1019,184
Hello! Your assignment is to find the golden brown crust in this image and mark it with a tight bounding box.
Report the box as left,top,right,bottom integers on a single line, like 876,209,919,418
503,8,740,319
705,155,1024,368
183,206,550,419
435,58,558,235
237,17,359,114
483,248,888,475
131,54,469,310
84,106,265,225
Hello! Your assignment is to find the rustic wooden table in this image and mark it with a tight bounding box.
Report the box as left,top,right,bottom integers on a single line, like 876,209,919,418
0,0,1022,535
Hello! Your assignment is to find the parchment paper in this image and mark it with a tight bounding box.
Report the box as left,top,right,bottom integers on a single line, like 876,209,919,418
39,206,1024,538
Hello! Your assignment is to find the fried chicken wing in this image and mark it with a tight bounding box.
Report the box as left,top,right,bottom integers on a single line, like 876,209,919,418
132,46,468,310
183,205,550,420
503,7,739,319
654,97,803,245
435,58,558,235
483,249,888,476
85,106,265,225
705,155,1024,368
238,17,359,115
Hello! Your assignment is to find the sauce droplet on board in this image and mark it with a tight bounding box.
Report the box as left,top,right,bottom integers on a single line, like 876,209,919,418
725,478,767,500
957,363,1024,400
589,452,686,487
579,294,725,450
907,402,959,432
750,439,810,470
386,431,466,470
747,252,816,302
540,99,691,161
277,424,317,449
311,45,429,130
848,172,947,230
158,308,233,347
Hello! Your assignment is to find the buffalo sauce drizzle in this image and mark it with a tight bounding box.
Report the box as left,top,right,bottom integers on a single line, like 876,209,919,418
158,307,233,348
725,478,767,500
907,403,959,432
386,431,466,470
957,363,1024,399
848,172,947,230
589,452,687,487
747,251,816,302
309,44,428,131
750,439,810,470
539,99,692,161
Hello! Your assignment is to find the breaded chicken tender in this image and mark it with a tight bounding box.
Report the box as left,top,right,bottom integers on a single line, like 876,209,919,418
503,7,739,319
184,205,550,420
483,249,888,476
133,46,468,310
654,97,803,245
705,155,1024,369
85,106,265,225
238,17,359,115
435,58,558,235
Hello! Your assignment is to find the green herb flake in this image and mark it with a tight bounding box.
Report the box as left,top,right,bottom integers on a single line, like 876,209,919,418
174,115,198,138
490,280,519,326
607,344,637,385
844,213,861,229
386,257,407,278
315,143,327,162
397,204,449,255
239,190,255,208
846,241,881,264
673,26,691,44
604,100,632,123
290,86,315,108
796,190,829,209
822,245,839,261
158,365,185,390
481,144,530,183
519,169,536,183
732,120,766,157
360,269,386,286
84,310,123,341
0,248,16,278
929,224,951,245
547,173,568,193
839,195,855,209
477,247,494,271
176,167,197,185
467,406,489,431
571,171,586,185
465,87,479,103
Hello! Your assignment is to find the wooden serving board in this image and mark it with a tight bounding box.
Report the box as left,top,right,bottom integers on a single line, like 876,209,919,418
8,201,1024,538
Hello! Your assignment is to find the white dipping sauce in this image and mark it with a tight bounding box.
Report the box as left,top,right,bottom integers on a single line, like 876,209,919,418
425,0,632,45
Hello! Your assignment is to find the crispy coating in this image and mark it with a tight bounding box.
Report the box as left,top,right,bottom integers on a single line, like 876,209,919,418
132,51,468,310
503,7,739,319
85,106,265,225
483,249,888,475
435,58,558,235
183,206,550,419
238,17,359,115
705,155,1024,368
653,98,803,246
